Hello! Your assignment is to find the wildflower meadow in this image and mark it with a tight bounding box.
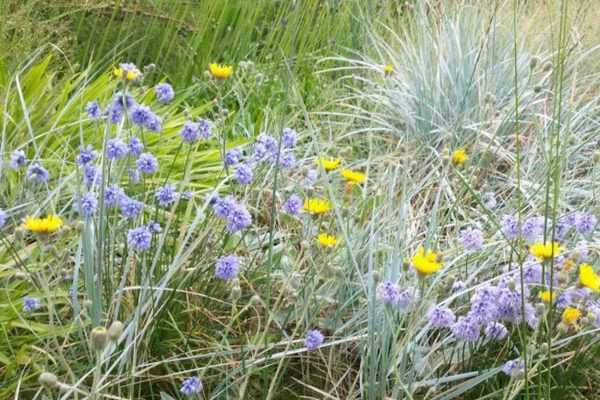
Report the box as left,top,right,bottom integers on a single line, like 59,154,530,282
1,0,600,398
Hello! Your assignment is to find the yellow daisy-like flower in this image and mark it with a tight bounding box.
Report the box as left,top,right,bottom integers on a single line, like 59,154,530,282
303,198,332,215
23,215,63,234
451,148,468,166
529,242,561,262
315,157,341,171
579,263,600,292
341,169,366,185
562,307,582,325
209,63,233,80
317,233,338,248
411,246,443,276
113,66,140,81
538,290,554,303
383,64,393,75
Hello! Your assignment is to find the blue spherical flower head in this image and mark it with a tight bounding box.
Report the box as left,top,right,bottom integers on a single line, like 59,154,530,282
180,376,202,396
119,196,144,219
26,162,50,183
281,127,297,148
215,255,240,280
155,184,179,207
127,226,152,252
79,192,98,217
224,148,242,166
147,221,162,233
233,163,253,185
197,118,213,139
502,358,525,378
9,149,26,169
459,227,484,252
279,152,295,169
484,322,508,341
144,112,162,132
501,215,520,241
427,305,456,328
212,195,237,219
77,145,98,166
226,203,252,233
130,105,152,127
376,280,401,306
128,137,145,157
522,216,544,243
113,91,136,110
257,134,278,155
104,185,123,207
575,213,597,235
106,102,124,124
451,316,480,342
179,121,201,143
0,209,7,228
283,194,302,215
85,101,102,119
136,153,158,174
23,296,41,313
304,329,324,351
106,139,129,160
155,83,175,103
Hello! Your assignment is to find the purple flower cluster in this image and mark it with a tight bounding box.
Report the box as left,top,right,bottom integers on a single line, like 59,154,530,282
521,216,544,243
129,137,144,157
79,192,98,217
9,150,26,169
77,145,97,165
23,296,41,313
26,162,50,183
427,305,456,328
451,316,480,342
281,128,297,148
211,195,252,233
83,165,102,187
155,184,179,207
127,226,152,252
136,153,158,174
283,194,302,215
304,329,324,351
130,104,162,132
215,255,240,280
155,83,174,104
104,185,123,207
224,148,242,166
0,209,7,228
376,281,416,311
106,138,129,160
119,195,144,219
85,101,102,119
106,92,136,124
234,163,253,185
502,358,525,378
459,227,484,252
180,376,202,396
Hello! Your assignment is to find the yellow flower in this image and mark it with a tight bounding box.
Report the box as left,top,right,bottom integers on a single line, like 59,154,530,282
383,64,393,75
209,63,233,80
529,242,561,262
579,263,600,292
451,148,468,166
562,307,582,325
113,65,140,81
315,157,341,171
23,215,63,234
303,198,332,215
341,169,366,185
538,290,554,303
317,233,338,247
411,246,443,276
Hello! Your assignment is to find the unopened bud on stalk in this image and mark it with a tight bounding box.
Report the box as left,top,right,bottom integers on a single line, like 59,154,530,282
250,294,261,305
108,321,124,341
90,327,108,352
39,372,58,388
372,270,381,284
231,281,242,302
529,56,540,69
539,342,549,353
543,61,553,72
535,303,545,315
533,85,543,94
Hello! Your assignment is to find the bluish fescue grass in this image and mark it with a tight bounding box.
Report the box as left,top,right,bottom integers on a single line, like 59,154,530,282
2,1,600,399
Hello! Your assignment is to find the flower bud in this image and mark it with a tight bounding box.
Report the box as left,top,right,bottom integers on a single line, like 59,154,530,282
529,56,540,69
39,372,58,388
539,342,549,353
543,61,553,72
535,303,545,315
90,327,108,352
108,321,124,341
250,294,261,305
533,85,543,94
231,281,242,302
372,270,381,284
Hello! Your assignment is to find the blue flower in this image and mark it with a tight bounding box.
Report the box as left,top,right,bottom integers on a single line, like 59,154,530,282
484,322,508,341
85,101,102,119
233,163,253,185
113,91,136,110
279,152,295,169
501,215,519,241
106,102,123,124
119,196,144,219
304,329,324,351
147,221,162,233
155,83,175,103
283,194,302,215
155,184,179,207
376,280,401,306
451,280,466,293
128,137,144,157
522,216,544,243
104,185,123,207
427,305,456,328
281,127,297,148
136,153,158,174
0,209,7,228
127,226,152,252
23,296,41,313
79,192,98,217
180,376,202,396
197,118,212,139
106,139,129,160
451,316,480,342
77,145,97,165
215,255,240,280
9,150,26,169
224,148,242,166
144,112,162,132
225,203,252,233
26,162,50,183
396,287,416,312
212,195,237,219
130,105,152,127
459,227,484,252
128,168,140,184
179,121,201,143
83,164,102,187
482,192,497,209
575,213,597,235
502,358,525,378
